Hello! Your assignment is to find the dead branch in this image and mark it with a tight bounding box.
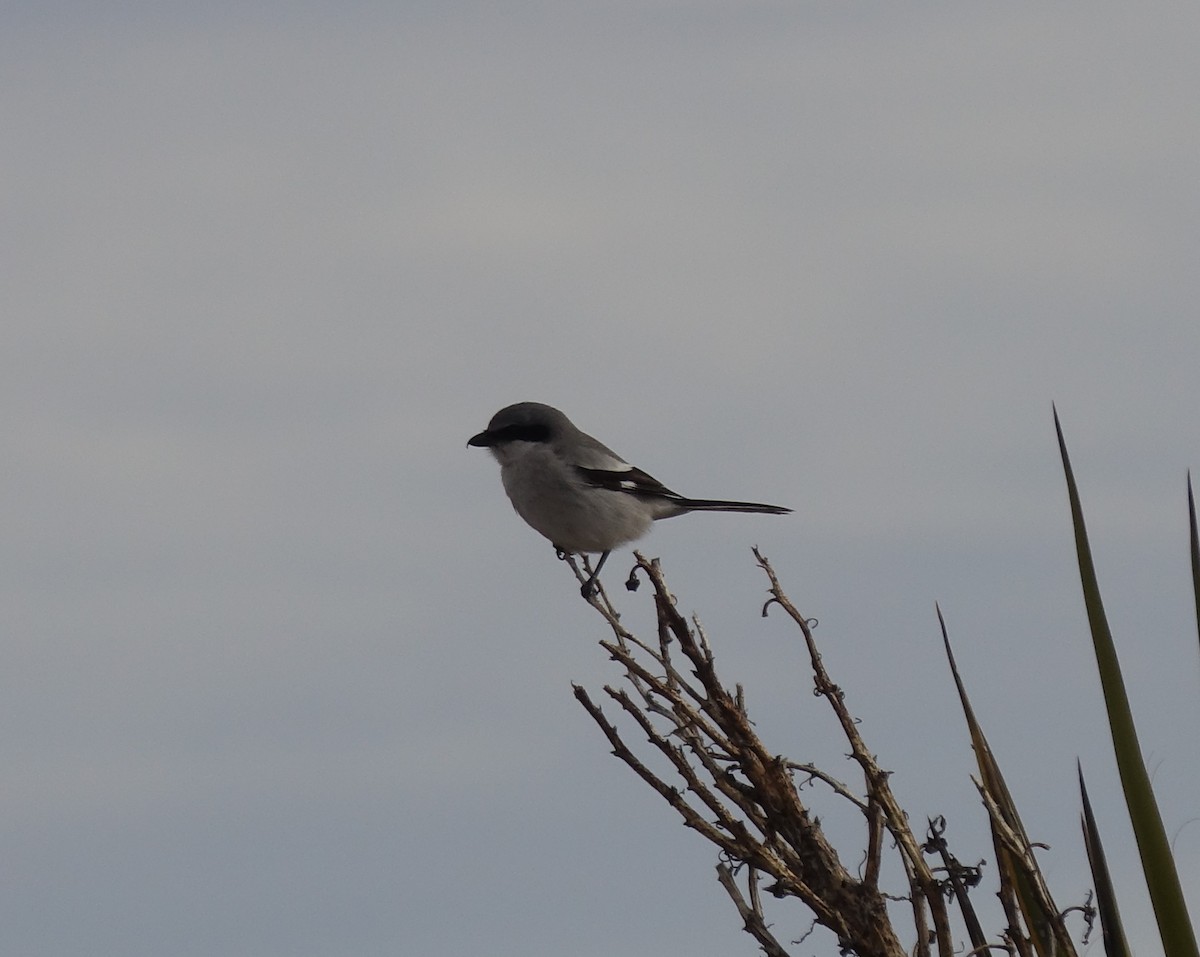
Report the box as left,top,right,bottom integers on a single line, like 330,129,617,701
572,551,1079,957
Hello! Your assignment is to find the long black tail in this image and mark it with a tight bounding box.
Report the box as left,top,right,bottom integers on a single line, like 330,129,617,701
676,498,791,515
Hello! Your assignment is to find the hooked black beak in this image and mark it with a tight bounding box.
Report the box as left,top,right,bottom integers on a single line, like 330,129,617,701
467,429,494,448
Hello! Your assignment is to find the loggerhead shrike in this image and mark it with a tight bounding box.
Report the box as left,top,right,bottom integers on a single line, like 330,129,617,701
468,402,791,596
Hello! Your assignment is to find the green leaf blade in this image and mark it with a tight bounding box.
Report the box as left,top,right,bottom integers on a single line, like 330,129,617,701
1054,407,1198,957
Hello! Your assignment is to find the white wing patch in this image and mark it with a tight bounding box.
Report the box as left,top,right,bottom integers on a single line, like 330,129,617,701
576,463,683,500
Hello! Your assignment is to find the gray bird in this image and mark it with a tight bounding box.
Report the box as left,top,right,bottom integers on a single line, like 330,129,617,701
469,402,791,596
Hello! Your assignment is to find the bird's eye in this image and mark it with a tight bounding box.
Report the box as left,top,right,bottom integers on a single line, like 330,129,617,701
492,423,551,443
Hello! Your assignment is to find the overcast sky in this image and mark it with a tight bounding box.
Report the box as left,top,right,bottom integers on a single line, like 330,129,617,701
4,3,1199,955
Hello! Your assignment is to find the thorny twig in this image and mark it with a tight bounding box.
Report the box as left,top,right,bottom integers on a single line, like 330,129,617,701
572,551,1082,957
574,552,909,957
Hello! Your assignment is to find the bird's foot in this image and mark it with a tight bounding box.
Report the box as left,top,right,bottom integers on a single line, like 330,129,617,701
578,550,611,600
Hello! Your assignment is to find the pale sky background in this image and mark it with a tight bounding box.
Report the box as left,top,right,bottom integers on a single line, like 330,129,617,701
3,3,1199,955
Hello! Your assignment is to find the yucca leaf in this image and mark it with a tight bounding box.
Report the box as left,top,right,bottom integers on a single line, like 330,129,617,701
1054,406,1199,957
1079,762,1131,957
1188,472,1200,657
938,606,1072,957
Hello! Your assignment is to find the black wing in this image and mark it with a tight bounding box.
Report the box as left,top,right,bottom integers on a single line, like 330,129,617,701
574,464,683,501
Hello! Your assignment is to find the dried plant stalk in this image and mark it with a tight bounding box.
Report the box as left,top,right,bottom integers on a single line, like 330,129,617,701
570,550,1083,957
